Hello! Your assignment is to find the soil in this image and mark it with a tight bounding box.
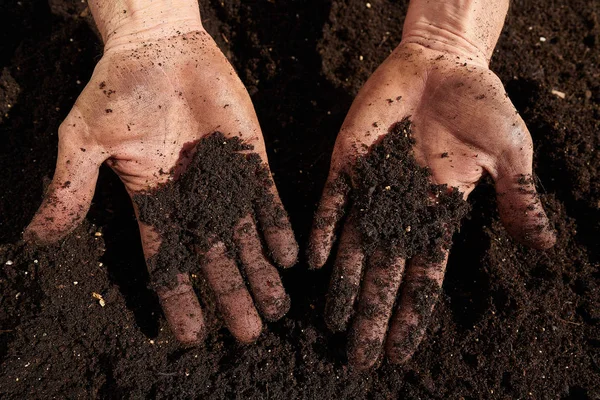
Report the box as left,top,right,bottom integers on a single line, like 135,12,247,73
132,132,279,289
0,0,599,399
350,118,469,263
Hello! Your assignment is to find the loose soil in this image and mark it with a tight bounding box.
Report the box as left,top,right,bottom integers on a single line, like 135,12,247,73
0,0,598,399
132,132,279,289
351,118,469,263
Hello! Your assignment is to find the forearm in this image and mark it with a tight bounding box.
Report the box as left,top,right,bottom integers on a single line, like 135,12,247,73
402,0,509,65
88,0,203,50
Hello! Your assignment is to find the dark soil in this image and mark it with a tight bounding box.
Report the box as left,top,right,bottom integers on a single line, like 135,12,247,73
0,0,599,399
351,118,469,263
132,132,279,289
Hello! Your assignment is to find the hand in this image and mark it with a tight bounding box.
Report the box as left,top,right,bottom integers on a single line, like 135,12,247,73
24,4,298,345
308,41,556,369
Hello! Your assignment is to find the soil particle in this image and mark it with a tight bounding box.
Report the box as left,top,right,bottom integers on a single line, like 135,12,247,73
0,68,20,123
408,277,441,317
324,271,361,332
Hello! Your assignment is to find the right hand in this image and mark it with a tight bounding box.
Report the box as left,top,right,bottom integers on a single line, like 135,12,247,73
24,13,298,345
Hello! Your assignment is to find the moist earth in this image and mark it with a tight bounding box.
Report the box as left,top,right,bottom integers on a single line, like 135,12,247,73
0,0,599,399
132,132,280,289
351,118,469,263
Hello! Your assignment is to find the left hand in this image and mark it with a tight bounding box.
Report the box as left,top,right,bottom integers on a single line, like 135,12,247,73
308,42,556,369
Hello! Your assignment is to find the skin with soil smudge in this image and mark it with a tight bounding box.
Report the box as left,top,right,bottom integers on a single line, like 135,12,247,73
388,276,441,360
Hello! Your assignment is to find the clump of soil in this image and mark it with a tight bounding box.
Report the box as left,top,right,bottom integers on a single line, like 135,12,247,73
132,132,279,289
351,118,469,263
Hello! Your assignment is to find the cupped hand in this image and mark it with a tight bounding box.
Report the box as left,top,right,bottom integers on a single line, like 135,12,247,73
308,42,556,369
25,27,298,345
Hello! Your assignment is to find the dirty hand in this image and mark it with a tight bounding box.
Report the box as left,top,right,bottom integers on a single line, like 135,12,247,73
308,0,556,369
25,0,298,345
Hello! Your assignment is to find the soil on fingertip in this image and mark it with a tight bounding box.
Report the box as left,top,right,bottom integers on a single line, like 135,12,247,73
0,0,599,399
387,276,443,361
132,132,281,289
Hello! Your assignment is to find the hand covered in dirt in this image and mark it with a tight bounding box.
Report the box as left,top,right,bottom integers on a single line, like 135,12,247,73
24,4,298,345
308,41,556,369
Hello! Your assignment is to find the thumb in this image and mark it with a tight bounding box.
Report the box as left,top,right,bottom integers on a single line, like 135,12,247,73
24,115,104,244
493,142,556,250
307,163,351,269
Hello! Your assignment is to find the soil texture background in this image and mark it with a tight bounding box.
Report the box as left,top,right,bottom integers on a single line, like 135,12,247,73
0,0,599,399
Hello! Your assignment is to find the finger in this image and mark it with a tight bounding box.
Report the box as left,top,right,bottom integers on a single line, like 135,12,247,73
494,168,555,250
490,119,555,250
348,249,405,370
385,253,446,364
218,121,297,268
137,221,206,345
307,166,351,269
24,116,105,244
255,180,298,268
324,216,365,332
201,241,262,343
234,215,290,321
156,273,206,344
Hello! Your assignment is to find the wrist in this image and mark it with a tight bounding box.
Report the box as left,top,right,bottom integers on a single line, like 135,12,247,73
89,0,203,52
401,0,509,66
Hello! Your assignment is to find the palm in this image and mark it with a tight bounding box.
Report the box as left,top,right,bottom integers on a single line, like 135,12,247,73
334,44,532,197
69,31,264,192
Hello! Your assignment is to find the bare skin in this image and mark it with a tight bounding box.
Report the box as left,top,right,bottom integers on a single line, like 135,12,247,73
308,0,556,369
24,1,298,345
